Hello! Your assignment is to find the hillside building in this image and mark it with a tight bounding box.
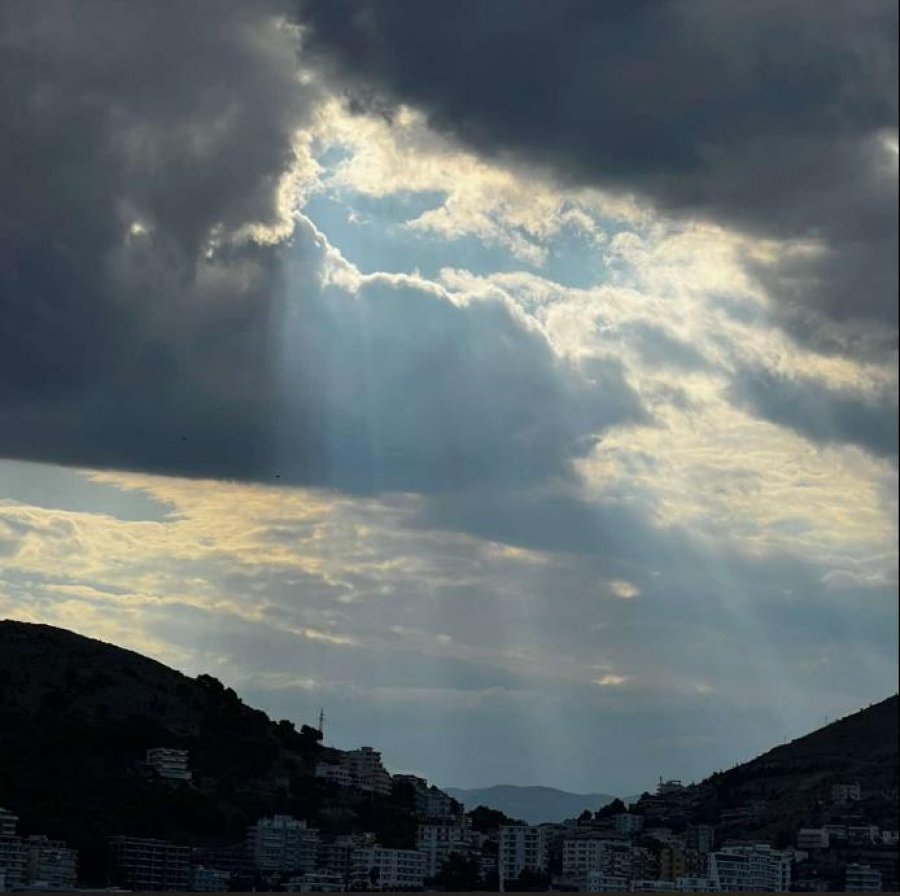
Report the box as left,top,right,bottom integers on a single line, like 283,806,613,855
349,846,426,890
845,863,883,892
26,834,77,889
107,835,191,891
145,747,191,781
707,843,791,892
248,815,319,874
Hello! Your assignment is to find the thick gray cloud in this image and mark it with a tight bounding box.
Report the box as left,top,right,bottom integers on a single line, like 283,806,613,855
301,0,899,353
0,0,645,494
730,367,899,460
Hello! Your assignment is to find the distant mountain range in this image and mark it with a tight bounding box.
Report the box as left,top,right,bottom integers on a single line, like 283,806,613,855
444,785,627,825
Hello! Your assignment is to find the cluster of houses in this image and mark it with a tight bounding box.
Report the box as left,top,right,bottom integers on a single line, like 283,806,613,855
0,808,78,891
1,746,897,893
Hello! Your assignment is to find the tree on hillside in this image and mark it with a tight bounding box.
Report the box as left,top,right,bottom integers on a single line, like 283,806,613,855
468,804,521,832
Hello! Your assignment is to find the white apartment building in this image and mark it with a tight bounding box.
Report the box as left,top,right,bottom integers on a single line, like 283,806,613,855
675,876,715,891
562,837,623,878
0,809,16,837
584,871,629,892
0,836,26,890
146,747,191,781
346,747,393,795
707,843,791,892
315,747,392,795
796,828,829,850
615,813,645,835
248,815,320,873
416,821,473,877
286,869,345,892
190,865,231,891
498,825,550,888
314,761,354,787
350,846,426,890
845,863,883,892
25,835,78,889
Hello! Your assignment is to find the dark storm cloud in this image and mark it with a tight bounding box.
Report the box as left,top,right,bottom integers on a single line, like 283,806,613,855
730,367,899,460
300,0,899,353
0,0,647,492
0,0,313,476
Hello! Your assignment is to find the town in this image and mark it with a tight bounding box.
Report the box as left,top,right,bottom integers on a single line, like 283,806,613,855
1,743,896,893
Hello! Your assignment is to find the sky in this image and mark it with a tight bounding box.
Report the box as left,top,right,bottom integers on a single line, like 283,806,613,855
0,0,897,796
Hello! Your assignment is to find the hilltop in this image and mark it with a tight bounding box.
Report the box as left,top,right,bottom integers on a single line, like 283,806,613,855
0,621,424,885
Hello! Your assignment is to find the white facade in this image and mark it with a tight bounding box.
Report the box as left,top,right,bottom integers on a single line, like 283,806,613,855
146,747,191,781
0,837,26,890
707,844,791,892
190,865,231,891
350,846,426,890
498,825,550,887
562,837,625,878
26,835,78,889
416,822,473,877
248,815,320,873
845,863,882,892
316,747,392,795
796,828,829,850
675,876,715,891
0,809,16,837
287,870,346,892
584,871,629,892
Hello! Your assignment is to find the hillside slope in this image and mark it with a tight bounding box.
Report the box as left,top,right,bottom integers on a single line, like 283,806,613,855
632,693,899,838
0,621,420,885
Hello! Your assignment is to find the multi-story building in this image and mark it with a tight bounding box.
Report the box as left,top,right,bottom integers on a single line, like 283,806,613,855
318,833,375,886
190,865,231,891
0,836,27,891
674,876,714,891
615,813,645,835
417,821,474,878
562,836,612,878
350,846,426,890
796,829,830,850
498,825,550,887
248,815,320,874
315,748,392,795
632,880,675,892
847,825,880,845
314,760,354,788
346,747,393,796
584,871,629,892
25,835,77,889
145,747,192,781
659,846,687,881
707,843,791,892
845,863,883,892
0,810,16,838
107,835,191,891
286,869,345,892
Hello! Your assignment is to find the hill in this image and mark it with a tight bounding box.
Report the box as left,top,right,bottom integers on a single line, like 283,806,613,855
0,620,423,885
444,785,620,825
631,693,899,838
